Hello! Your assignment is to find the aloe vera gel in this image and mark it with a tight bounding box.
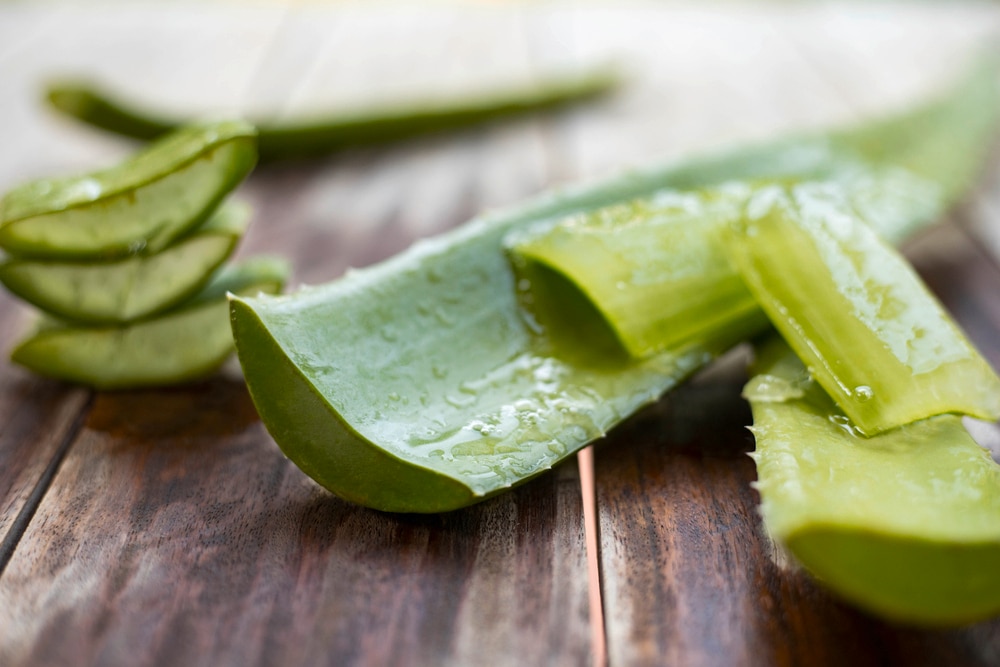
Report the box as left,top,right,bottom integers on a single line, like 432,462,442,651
725,183,1000,435
747,337,1000,624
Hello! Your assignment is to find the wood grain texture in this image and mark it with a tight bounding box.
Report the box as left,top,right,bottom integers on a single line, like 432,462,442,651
0,378,590,666
0,291,91,561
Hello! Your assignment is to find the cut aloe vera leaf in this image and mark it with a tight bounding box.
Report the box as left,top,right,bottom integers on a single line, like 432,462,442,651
231,57,1000,513
0,201,250,324
11,256,288,390
505,59,999,364
726,183,1000,435
0,120,257,259
507,185,768,358
46,67,620,163
746,337,1000,625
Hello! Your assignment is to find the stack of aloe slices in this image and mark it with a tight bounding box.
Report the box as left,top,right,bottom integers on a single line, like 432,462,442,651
0,120,289,389
231,58,1000,622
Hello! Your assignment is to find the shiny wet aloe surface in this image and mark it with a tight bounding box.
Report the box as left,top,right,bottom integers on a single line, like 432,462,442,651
726,184,1000,435
232,58,1000,513
0,120,257,259
746,337,1000,625
0,201,249,324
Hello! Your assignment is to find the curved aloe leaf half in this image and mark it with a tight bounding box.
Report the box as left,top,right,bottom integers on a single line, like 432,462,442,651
46,67,620,163
0,201,250,324
231,57,1000,513
0,120,257,259
746,337,1000,625
725,184,1000,435
12,256,287,390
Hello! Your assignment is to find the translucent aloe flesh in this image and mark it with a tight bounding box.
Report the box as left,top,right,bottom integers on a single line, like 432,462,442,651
231,58,1000,513
46,68,619,163
726,184,1000,435
746,337,1000,624
506,186,765,358
12,257,287,390
0,201,249,324
0,121,257,259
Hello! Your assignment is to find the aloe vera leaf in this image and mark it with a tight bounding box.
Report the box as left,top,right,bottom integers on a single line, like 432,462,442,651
746,337,1000,625
0,201,249,324
45,68,620,163
0,120,257,259
726,183,1000,435
231,58,999,513
11,256,287,390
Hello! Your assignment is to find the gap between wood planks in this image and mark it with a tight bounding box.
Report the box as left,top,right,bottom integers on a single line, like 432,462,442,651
0,392,93,576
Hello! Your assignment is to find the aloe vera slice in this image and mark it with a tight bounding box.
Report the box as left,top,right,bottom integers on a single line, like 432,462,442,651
231,57,1000,513
12,256,287,390
746,337,1000,625
0,120,257,259
727,184,1000,435
0,201,250,324
46,68,619,163
506,185,766,358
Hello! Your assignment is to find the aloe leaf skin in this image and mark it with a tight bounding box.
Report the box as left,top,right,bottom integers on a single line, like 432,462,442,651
727,183,1000,435
11,256,287,390
45,68,620,163
746,337,1000,625
231,237,735,513
231,57,1000,513
0,201,249,324
0,121,257,260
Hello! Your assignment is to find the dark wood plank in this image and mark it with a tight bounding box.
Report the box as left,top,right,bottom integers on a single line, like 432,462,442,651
0,291,91,556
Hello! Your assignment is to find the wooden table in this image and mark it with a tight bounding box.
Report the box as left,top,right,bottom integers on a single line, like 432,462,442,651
2,3,1000,665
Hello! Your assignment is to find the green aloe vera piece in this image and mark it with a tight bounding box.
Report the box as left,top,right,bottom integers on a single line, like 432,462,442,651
0,201,250,324
46,68,619,163
726,184,1000,435
0,120,257,259
746,337,1000,625
12,256,287,390
231,57,1000,513
506,185,765,358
